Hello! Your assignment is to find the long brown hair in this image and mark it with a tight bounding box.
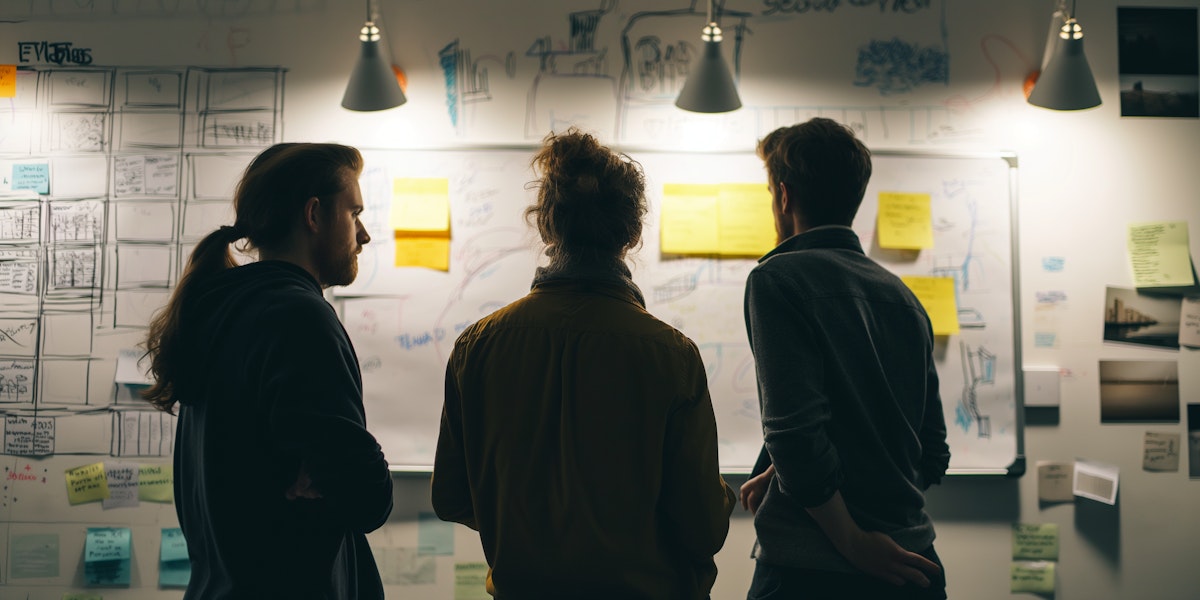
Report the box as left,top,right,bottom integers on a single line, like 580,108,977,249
525,128,646,264
141,143,363,413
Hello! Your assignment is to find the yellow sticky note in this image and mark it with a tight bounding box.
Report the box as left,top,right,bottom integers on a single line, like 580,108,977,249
1010,561,1056,594
661,184,719,255
453,562,491,600
390,178,450,232
901,276,959,335
1127,221,1195,287
65,463,110,505
878,192,933,250
0,65,16,98
138,464,174,502
717,183,775,257
1012,523,1059,560
395,233,450,271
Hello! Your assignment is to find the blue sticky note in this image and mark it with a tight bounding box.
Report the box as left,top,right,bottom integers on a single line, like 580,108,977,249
1041,257,1065,272
159,527,191,588
12,163,49,195
1034,332,1057,348
417,511,455,555
84,527,132,586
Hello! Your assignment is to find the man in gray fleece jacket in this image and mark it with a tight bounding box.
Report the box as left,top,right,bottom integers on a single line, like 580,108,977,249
739,118,951,600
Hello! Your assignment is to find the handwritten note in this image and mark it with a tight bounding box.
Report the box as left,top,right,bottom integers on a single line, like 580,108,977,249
900,276,959,335
877,192,933,249
65,462,110,505
4,414,54,455
1143,431,1181,472
1012,523,1058,560
1010,561,1056,594
394,233,451,271
12,163,50,195
9,533,59,578
454,562,491,600
1037,461,1075,503
1181,297,1200,348
102,461,140,509
138,463,173,502
84,527,132,586
659,182,774,257
0,65,15,98
660,184,719,255
1127,221,1195,288
160,527,191,588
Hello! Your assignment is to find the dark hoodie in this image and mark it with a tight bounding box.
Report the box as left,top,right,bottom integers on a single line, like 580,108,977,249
172,260,392,600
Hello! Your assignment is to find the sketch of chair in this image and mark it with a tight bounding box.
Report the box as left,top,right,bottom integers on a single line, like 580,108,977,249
959,341,993,438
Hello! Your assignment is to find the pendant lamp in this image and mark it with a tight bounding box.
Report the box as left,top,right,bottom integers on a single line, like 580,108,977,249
342,0,406,111
1028,1,1101,110
675,0,742,113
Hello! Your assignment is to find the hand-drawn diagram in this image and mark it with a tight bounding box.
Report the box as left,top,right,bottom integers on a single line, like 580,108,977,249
958,341,994,438
0,64,283,459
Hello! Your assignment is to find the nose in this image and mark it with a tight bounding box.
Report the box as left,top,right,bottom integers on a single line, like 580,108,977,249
358,222,371,246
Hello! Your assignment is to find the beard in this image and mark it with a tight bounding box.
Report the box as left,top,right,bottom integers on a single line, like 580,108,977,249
316,241,359,287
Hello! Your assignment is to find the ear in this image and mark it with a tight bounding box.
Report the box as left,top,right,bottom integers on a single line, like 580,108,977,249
777,181,793,215
303,196,321,234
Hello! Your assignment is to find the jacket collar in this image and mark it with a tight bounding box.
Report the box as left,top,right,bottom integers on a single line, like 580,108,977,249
759,225,863,263
531,258,647,308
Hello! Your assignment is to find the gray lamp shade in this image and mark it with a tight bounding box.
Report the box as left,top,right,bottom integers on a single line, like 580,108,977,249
675,39,742,113
342,38,407,111
1027,36,1101,110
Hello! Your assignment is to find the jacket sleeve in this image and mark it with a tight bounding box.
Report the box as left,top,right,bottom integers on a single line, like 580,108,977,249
431,346,477,530
659,340,736,593
918,341,951,489
262,299,393,533
745,268,843,508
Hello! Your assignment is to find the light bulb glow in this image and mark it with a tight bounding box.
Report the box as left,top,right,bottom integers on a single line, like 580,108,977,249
701,22,723,43
1059,19,1083,40
359,21,381,42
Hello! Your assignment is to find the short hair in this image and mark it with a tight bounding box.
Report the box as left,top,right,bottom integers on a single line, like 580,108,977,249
756,118,872,227
526,128,646,262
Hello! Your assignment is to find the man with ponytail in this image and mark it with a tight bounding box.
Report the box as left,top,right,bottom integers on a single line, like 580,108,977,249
141,143,392,599
432,129,736,599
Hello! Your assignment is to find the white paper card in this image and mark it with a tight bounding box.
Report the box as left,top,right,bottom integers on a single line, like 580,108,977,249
1073,459,1119,505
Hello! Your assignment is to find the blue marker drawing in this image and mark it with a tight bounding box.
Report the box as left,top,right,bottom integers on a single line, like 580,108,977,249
854,38,949,95
1042,256,1065,272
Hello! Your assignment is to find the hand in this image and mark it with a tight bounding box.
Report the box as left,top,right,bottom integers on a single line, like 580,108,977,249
284,466,323,500
839,529,941,588
739,464,775,514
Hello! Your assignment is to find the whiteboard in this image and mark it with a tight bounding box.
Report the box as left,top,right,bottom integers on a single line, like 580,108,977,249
337,147,1024,474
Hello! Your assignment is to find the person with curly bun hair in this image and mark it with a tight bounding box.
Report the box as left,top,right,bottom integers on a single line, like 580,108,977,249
433,129,736,599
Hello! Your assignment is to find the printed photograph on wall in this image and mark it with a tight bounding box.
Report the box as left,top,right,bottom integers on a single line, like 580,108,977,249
1099,360,1179,423
1117,7,1200,118
1189,404,1200,478
1103,286,1181,350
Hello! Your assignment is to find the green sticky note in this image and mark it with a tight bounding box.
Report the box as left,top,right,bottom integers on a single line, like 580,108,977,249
1012,523,1059,560
1011,561,1056,594
65,462,110,505
10,533,59,578
138,464,173,502
84,527,132,586
454,562,490,600
159,527,191,588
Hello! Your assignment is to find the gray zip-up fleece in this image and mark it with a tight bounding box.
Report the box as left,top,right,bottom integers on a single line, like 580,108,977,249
744,226,950,572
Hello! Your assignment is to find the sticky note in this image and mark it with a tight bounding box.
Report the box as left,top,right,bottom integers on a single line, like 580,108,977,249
1181,296,1200,348
418,511,455,555
13,163,50,195
1127,221,1195,288
454,562,490,600
901,276,959,335
1012,523,1058,560
1143,431,1181,472
1037,461,1074,503
878,192,933,249
102,462,139,509
716,183,775,257
138,464,174,502
394,233,450,271
660,184,719,255
159,528,191,588
10,533,59,578
65,462,110,505
84,527,132,586
0,65,15,98
1010,561,1055,594
391,177,450,232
